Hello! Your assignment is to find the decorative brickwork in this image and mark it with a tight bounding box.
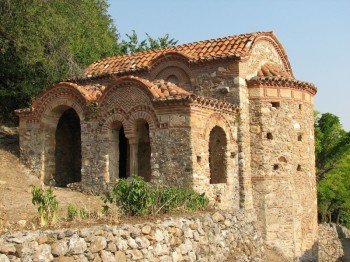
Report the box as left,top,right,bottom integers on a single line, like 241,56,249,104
16,32,318,260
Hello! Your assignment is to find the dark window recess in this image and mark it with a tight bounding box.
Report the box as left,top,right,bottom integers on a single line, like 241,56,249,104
273,164,279,170
267,133,273,140
297,165,302,171
298,134,303,141
271,102,280,108
299,104,302,110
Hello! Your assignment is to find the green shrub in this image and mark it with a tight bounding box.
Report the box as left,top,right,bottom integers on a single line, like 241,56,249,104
30,185,58,226
67,204,78,221
67,203,88,221
104,175,208,216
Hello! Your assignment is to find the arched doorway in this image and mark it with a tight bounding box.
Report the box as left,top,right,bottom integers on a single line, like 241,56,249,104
209,126,227,184
54,108,82,186
136,119,151,181
109,123,130,182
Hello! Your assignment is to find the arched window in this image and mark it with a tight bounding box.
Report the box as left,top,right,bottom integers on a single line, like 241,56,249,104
54,108,81,187
166,75,179,85
209,126,227,184
136,119,152,181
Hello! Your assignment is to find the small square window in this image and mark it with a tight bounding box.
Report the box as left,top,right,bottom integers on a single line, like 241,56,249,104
267,133,273,140
271,102,280,108
273,164,279,170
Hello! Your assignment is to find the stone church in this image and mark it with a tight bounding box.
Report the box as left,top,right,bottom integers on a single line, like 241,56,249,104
16,31,318,259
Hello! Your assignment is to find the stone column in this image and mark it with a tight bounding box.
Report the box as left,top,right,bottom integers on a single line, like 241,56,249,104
234,76,253,209
129,138,138,176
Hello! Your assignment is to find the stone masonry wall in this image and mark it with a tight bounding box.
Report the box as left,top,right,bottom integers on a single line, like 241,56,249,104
190,106,240,210
248,84,317,259
0,210,264,262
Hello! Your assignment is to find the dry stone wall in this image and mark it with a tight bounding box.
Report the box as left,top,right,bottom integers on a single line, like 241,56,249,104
318,224,344,262
0,210,264,262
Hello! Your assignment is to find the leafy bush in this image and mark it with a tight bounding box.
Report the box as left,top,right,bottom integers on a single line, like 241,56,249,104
67,203,88,221
103,176,208,216
30,185,58,226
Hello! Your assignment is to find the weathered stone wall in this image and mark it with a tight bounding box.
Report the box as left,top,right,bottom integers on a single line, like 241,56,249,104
318,224,344,262
189,106,239,209
248,83,317,259
0,210,264,262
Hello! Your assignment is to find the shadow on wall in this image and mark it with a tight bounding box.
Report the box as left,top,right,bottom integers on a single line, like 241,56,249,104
299,243,318,262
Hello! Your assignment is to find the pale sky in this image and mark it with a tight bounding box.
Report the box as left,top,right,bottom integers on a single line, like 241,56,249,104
109,0,350,130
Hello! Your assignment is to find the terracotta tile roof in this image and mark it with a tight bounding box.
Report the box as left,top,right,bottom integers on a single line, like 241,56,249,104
82,31,287,78
257,63,292,79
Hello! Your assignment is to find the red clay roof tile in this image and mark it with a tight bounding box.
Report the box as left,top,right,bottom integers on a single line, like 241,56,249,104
82,31,287,78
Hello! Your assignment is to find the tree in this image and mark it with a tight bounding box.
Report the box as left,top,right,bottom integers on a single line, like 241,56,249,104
315,112,350,226
315,112,350,180
0,0,119,122
0,1,178,123
116,30,178,54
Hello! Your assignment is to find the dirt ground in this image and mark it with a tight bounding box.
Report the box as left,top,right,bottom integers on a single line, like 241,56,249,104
0,125,104,232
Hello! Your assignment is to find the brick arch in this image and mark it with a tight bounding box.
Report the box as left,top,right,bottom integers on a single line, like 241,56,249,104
129,110,158,135
33,84,88,123
100,112,127,134
251,35,293,77
98,77,155,109
149,56,194,88
203,113,235,144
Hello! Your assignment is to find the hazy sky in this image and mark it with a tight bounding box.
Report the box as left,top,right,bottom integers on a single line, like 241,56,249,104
109,0,350,130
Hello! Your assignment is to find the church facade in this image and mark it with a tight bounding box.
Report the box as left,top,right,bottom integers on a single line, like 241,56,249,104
16,32,318,259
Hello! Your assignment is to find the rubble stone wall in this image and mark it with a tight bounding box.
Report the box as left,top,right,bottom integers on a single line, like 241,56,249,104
0,210,264,262
248,83,317,259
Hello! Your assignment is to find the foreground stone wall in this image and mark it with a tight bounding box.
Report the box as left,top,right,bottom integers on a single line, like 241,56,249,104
318,224,344,262
0,210,264,262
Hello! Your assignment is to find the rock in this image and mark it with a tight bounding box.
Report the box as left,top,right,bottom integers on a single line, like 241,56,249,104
212,212,225,223
0,244,16,254
106,242,116,252
58,256,75,262
0,255,10,262
154,229,164,242
51,240,69,256
100,250,114,262
17,220,27,228
89,236,107,253
171,251,183,262
141,225,151,235
128,249,143,260
35,244,53,262
68,234,87,255
16,241,38,257
37,235,48,244
114,251,126,262
127,237,138,249
116,239,128,251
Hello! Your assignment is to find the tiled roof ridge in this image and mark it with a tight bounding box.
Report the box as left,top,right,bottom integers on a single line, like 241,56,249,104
92,31,273,65
80,31,282,80
248,76,317,94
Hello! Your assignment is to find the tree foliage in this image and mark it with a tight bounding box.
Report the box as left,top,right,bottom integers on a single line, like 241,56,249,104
0,1,177,123
315,112,350,180
116,30,178,54
316,112,350,227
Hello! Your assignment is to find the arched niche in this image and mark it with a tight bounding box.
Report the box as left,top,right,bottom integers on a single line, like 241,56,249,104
209,126,228,184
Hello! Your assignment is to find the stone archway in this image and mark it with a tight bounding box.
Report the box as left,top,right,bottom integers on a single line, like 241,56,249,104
54,108,82,187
